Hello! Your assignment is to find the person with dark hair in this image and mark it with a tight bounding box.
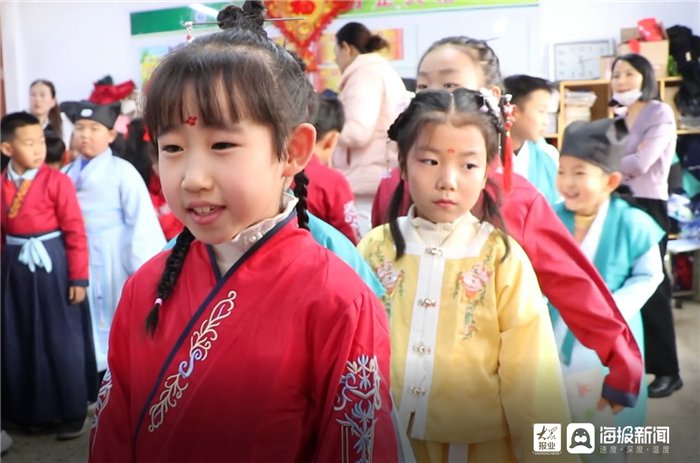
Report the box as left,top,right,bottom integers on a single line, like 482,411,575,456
504,74,560,204
332,21,409,236
555,118,664,439
610,53,683,398
61,100,166,376
44,132,67,169
371,36,645,419
358,88,574,462
1,112,94,439
29,79,73,146
88,4,396,462
301,94,360,243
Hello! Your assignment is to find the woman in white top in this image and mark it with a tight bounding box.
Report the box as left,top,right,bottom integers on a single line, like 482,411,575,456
29,79,74,147
333,22,409,236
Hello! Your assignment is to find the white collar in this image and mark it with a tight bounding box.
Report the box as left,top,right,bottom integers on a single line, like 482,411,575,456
405,204,480,248
513,140,530,178
8,163,40,186
211,192,298,274
579,197,611,261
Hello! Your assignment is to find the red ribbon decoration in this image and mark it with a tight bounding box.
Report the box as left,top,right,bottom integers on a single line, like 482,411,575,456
264,0,354,72
88,80,136,105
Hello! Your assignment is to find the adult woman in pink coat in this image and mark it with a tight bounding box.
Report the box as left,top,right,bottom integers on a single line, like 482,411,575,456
333,22,409,236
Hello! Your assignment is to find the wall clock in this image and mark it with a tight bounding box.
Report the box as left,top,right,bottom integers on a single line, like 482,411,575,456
553,40,613,81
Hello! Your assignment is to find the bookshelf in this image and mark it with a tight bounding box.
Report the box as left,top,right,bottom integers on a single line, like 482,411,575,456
547,76,700,149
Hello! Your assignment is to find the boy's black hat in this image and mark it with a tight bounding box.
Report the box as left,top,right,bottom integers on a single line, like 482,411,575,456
561,118,629,173
60,100,121,130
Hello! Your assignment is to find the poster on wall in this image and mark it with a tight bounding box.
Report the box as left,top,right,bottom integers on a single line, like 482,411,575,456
139,46,180,87
130,1,532,90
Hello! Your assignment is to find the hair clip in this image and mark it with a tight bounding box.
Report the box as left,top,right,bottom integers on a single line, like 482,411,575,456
478,87,499,114
184,21,194,44
181,16,304,29
181,15,305,44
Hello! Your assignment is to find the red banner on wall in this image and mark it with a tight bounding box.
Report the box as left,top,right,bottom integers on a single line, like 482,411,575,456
264,1,354,71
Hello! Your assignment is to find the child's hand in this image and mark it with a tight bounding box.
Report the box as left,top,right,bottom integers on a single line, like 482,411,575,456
596,397,625,415
69,286,87,304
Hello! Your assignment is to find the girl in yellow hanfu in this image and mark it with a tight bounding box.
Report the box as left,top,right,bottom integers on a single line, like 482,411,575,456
358,88,579,463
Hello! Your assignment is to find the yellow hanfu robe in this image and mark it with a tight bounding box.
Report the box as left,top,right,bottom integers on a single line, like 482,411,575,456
359,207,579,463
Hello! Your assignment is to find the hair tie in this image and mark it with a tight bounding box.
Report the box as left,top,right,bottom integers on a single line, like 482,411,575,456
154,297,163,307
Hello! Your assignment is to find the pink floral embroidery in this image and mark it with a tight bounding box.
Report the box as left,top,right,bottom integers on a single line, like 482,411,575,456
376,262,402,295
459,264,492,298
454,243,496,340
343,201,360,239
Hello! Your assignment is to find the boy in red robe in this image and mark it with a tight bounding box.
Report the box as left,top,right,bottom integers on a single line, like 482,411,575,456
1,112,95,439
301,94,360,243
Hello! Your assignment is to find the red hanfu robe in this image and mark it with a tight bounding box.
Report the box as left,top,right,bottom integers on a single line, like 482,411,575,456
370,166,643,408
89,216,396,463
1,164,88,283
1,164,94,425
301,155,360,244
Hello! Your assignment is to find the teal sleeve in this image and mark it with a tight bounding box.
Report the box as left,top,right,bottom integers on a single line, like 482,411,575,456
683,170,700,197
164,237,176,251
308,214,385,297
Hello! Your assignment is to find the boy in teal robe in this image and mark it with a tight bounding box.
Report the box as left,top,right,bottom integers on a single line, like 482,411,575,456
505,74,561,204
553,118,664,460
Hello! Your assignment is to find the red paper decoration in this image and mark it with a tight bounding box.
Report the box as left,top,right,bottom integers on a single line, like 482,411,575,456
264,0,353,72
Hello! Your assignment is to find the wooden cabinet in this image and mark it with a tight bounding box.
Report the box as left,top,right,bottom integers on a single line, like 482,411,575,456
545,76,700,149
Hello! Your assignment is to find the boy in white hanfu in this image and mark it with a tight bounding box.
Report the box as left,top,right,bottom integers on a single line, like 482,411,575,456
62,100,165,373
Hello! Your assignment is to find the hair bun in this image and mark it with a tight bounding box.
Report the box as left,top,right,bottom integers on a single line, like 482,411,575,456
366,34,389,52
217,2,266,32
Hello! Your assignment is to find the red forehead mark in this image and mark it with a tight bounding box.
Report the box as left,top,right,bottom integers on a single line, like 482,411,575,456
447,148,456,154
185,116,198,126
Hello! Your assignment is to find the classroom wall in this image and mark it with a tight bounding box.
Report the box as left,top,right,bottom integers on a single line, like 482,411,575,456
2,0,699,113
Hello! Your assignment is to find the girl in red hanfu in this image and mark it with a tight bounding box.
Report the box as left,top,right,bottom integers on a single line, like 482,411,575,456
1,112,96,440
372,37,644,415
88,4,396,463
